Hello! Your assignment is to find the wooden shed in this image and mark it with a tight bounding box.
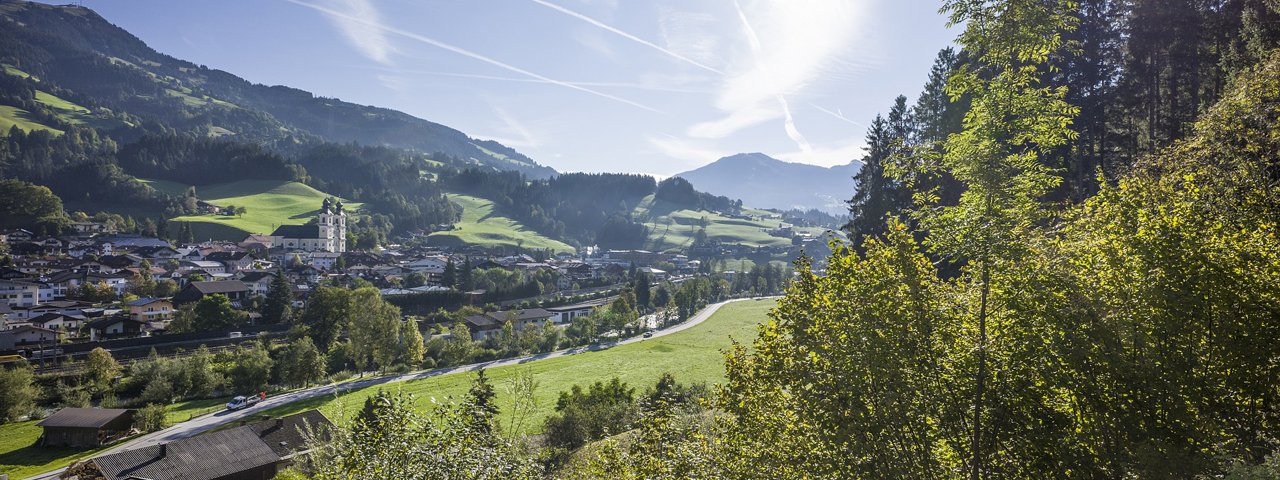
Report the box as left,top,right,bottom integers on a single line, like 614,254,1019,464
37,408,134,448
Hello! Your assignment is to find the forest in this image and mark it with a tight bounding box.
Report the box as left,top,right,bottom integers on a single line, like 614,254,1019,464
293,1,1280,478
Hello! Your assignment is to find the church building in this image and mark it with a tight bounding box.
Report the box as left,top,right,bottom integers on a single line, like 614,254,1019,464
270,199,347,253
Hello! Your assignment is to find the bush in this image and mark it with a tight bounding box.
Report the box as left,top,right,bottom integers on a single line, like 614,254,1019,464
135,403,168,432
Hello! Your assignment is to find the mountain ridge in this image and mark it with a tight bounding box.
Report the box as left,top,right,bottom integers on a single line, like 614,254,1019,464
674,152,860,214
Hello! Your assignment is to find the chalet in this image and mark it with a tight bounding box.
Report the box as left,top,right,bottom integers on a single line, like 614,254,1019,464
84,272,132,297
37,408,135,448
5,300,93,320
0,325,57,349
463,308,554,340
2,228,35,242
76,411,331,480
638,267,669,281
546,297,614,324
310,252,341,271
173,281,251,306
239,234,274,252
126,298,174,323
131,245,182,261
69,221,115,235
101,235,170,249
87,317,147,341
407,256,449,273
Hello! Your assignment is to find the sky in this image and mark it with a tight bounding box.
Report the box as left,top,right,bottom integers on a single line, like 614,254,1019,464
81,0,956,176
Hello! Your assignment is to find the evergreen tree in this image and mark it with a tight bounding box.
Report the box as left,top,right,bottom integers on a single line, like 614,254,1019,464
261,270,293,324
442,259,457,288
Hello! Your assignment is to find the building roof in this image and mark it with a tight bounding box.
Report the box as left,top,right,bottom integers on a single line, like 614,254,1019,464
546,296,616,313
271,224,320,239
125,297,169,307
92,426,280,480
188,280,249,294
465,308,554,330
247,410,332,457
87,316,146,331
37,408,133,428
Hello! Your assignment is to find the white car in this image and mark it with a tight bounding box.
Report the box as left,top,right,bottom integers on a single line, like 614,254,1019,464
225,395,261,410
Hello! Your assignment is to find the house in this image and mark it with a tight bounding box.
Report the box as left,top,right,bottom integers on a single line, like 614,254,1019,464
638,267,669,281
310,252,341,271
126,298,174,323
78,411,331,480
173,281,251,306
269,199,347,253
0,279,42,306
206,251,255,272
100,235,171,250
132,245,182,260
0,325,58,349
463,308,554,340
179,260,227,276
5,300,93,321
237,272,277,297
546,297,615,324
37,408,135,448
29,313,85,331
87,317,147,341
407,256,449,273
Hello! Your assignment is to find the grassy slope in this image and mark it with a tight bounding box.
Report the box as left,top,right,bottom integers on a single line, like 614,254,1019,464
0,399,229,480
634,195,823,252
168,180,361,239
428,193,575,253
256,299,775,432
0,105,63,135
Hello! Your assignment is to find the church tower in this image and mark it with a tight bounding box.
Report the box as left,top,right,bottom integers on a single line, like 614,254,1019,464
316,198,347,253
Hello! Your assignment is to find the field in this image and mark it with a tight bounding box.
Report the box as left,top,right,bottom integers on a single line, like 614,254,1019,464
634,195,823,252
167,180,360,240
0,398,230,480
427,193,575,253
257,299,776,432
0,105,63,135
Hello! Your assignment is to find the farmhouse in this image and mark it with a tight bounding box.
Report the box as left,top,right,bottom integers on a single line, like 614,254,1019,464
464,308,554,340
173,280,251,306
37,408,135,448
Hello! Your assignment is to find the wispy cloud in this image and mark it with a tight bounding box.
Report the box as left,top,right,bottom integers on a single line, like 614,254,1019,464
646,134,734,166
360,68,711,94
482,104,541,149
774,136,867,167
285,0,660,112
314,0,395,65
810,103,864,128
530,0,722,74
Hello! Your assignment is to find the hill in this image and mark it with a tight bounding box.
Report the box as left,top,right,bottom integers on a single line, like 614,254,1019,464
427,193,575,253
0,0,554,179
167,180,361,241
675,153,861,214
633,195,825,253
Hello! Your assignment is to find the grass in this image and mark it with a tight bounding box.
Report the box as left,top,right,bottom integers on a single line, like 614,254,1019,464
0,420,114,480
256,299,776,433
2,64,33,80
428,193,575,253
0,396,233,479
0,105,63,136
168,180,361,239
135,178,190,196
634,195,824,252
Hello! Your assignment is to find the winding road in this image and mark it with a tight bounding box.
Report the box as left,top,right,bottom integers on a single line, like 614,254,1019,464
27,297,763,480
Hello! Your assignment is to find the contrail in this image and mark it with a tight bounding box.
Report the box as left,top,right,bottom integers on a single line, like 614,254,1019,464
529,0,724,75
810,103,863,127
734,0,812,154
285,0,660,113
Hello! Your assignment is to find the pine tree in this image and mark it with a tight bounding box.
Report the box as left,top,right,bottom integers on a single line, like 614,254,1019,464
442,259,457,288
262,270,292,324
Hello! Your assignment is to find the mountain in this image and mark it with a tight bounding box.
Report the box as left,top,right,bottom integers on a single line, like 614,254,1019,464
675,153,861,214
0,0,555,179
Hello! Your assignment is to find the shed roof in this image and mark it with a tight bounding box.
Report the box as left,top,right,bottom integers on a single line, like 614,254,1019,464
37,408,133,429
92,426,280,480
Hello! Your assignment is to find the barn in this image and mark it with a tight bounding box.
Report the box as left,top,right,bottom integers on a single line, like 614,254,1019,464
37,408,135,448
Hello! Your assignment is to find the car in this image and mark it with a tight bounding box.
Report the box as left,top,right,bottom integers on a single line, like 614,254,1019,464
225,394,262,410
643,331,654,338
228,331,243,338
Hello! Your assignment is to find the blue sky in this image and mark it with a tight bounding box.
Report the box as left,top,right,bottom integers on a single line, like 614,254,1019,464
82,0,955,176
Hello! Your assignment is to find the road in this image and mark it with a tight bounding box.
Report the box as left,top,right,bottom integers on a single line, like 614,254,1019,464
27,297,764,480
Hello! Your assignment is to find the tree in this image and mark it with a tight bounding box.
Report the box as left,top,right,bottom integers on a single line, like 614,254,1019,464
192,294,243,331
228,341,273,393
0,360,37,423
544,377,638,450
845,97,915,247
262,271,293,324
300,286,352,352
441,259,457,288
401,317,425,367
278,336,326,388
403,272,427,288
633,273,651,312
185,345,223,398
135,403,168,432
84,347,121,396
0,179,70,234
346,287,401,373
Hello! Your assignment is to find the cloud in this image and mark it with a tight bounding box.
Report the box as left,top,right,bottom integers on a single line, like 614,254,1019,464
482,104,541,149
285,0,660,112
646,134,734,165
810,103,864,128
314,0,395,65
773,136,866,167
688,0,864,141
532,0,722,74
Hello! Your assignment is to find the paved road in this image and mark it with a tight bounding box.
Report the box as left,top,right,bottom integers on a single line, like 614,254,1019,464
28,297,767,480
